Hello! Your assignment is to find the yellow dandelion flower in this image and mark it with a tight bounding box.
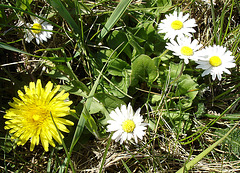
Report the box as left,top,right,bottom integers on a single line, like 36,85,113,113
4,79,74,152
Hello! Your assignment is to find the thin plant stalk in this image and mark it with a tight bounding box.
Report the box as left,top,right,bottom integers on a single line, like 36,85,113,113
99,133,113,173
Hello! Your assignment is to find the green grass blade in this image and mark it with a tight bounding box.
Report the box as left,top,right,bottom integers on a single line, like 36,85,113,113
50,112,75,173
0,41,33,56
121,159,133,173
99,133,113,173
210,0,218,44
97,0,133,41
0,4,63,30
180,96,240,144
46,0,81,35
47,149,54,173
66,46,116,171
176,121,240,173
0,42,72,62
220,0,234,45
69,114,86,152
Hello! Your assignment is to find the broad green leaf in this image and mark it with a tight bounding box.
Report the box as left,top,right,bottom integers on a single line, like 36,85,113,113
127,34,145,57
151,94,162,104
111,74,130,98
60,82,89,98
107,30,132,59
108,58,130,76
97,0,133,40
94,93,126,112
169,62,184,80
89,100,105,115
130,54,158,86
127,22,166,57
176,75,198,100
174,73,198,108
95,93,126,126
87,93,127,126
46,69,70,82
98,49,118,61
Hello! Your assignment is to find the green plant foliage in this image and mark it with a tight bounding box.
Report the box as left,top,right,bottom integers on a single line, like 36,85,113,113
215,127,240,160
175,75,199,108
130,54,158,86
127,21,166,57
16,0,32,11
97,0,133,40
0,0,239,171
107,30,132,58
108,57,131,77
163,111,192,134
0,42,73,62
46,0,81,35
168,62,199,108
93,93,126,125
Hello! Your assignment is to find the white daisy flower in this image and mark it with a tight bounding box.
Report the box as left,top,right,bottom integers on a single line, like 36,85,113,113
107,103,148,144
158,11,197,40
25,15,53,44
195,45,235,80
166,36,202,64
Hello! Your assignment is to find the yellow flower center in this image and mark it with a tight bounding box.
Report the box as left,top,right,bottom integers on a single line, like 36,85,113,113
31,23,42,34
122,120,135,133
32,114,41,121
171,20,183,30
29,105,49,125
209,56,222,67
181,46,193,56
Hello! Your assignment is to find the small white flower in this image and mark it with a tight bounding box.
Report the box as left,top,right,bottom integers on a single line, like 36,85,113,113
107,103,148,144
195,45,235,80
158,11,197,40
24,15,53,44
166,36,202,64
